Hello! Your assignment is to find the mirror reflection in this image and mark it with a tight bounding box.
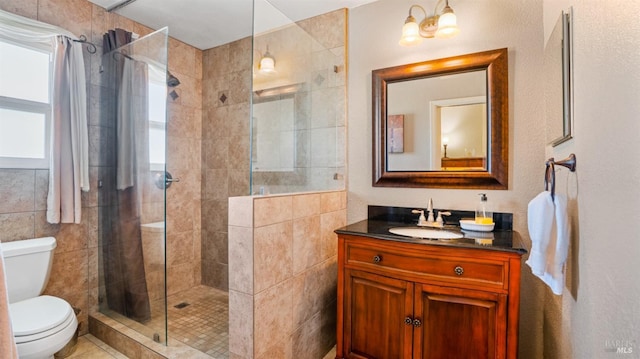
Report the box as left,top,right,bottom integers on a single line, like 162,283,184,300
386,71,487,171
372,48,509,189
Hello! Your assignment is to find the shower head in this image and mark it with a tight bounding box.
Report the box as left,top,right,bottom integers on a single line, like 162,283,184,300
167,72,181,87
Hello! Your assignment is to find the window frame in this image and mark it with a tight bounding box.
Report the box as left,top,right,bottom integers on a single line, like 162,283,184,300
0,37,53,169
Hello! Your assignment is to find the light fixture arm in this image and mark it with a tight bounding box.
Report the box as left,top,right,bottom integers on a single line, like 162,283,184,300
408,4,427,19
399,0,459,45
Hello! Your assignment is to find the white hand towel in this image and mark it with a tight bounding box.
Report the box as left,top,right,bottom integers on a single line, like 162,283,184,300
526,191,555,276
526,191,570,295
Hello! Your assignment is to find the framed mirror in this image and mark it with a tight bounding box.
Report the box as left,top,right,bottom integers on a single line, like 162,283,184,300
373,48,509,189
545,7,573,146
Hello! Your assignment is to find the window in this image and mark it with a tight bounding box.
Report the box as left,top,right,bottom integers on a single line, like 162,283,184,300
147,65,167,171
0,38,53,169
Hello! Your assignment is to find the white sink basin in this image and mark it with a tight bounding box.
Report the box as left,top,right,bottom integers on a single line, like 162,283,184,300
389,227,464,240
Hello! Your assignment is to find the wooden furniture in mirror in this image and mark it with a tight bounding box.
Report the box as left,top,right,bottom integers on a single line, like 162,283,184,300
373,48,509,189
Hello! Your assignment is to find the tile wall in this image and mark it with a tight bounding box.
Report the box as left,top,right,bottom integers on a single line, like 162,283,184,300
201,37,252,290
0,0,202,333
251,9,347,194
228,190,347,359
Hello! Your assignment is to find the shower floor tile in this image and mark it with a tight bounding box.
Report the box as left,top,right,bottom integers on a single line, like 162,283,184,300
164,285,229,359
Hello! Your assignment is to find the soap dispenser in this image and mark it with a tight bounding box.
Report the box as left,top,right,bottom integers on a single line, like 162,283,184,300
475,193,493,224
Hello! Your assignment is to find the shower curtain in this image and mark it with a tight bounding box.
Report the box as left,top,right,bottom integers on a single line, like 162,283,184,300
102,50,152,323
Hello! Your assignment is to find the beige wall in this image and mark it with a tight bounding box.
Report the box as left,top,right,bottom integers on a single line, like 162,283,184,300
350,0,640,358
0,0,203,333
540,0,640,357
348,0,545,357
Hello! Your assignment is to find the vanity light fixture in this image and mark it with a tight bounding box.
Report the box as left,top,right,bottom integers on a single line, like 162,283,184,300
399,0,460,46
258,46,276,74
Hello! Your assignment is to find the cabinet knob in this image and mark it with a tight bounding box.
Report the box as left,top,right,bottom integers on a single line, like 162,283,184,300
454,266,464,276
373,255,382,263
404,317,413,326
413,318,422,327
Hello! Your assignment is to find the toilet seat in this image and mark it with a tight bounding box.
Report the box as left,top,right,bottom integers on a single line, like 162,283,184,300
10,295,75,343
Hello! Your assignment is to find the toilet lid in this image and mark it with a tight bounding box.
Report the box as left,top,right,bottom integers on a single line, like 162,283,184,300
10,295,74,337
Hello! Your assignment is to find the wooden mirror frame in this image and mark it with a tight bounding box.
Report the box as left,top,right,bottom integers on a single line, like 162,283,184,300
372,48,509,189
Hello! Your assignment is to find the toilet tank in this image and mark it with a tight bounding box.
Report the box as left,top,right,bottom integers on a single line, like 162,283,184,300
1,237,57,303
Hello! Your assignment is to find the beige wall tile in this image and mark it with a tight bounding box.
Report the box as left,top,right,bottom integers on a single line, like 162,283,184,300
34,170,50,211
254,278,293,357
44,248,89,333
202,199,228,233
229,196,253,228
34,212,88,253
253,221,293,293
320,191,346,213
166,199,195,233
256,338,292,359
204,169,229,200
0,169,35,214
229,37,252,73
292,215,321,274
0,0,37,18
291,308,336,359
169,38,197,78
228,226,254,294
292,193,321,219
0,212,35,242
320,209,346,260
228,169,250,197
38,0,92,39
297,9,346,50
167,262,195,296
229,290,254,358
167,231,194,265
292,263,325,329
254,196,293,227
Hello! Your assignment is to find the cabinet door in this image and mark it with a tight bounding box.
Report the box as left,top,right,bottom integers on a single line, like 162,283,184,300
344,269,414,359
413,284,507,359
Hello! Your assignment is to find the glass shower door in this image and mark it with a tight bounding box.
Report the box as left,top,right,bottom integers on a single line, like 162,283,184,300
97,27,169,344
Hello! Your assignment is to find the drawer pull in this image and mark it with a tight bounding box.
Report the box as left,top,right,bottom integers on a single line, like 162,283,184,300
413,318,422,328
454,266,464,276
405,317,413,326
373,255,382,263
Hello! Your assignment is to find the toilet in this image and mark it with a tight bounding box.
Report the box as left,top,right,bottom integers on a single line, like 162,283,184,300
1,237,78,359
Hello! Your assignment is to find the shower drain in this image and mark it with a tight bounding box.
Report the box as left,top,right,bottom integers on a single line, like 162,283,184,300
174,302,190,309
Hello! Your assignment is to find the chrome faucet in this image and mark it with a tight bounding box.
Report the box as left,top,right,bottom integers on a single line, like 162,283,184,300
414,198,451,228
426,198,435,223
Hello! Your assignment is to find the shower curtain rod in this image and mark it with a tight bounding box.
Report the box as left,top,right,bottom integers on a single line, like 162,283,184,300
107,0,139,12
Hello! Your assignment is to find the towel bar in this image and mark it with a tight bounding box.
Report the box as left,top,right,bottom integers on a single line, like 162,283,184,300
545,154,576,200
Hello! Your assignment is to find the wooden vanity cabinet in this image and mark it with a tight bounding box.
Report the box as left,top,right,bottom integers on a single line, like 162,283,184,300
336,234,523,359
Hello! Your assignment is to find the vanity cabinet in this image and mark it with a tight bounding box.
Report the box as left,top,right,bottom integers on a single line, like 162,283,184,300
336,233,523,359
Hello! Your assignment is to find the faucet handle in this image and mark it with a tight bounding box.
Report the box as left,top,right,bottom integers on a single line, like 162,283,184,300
412,209,427,226
435,211,451,226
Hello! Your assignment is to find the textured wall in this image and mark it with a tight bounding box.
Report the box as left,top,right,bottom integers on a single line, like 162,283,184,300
541,0,640,358
0,0,203,333
348,0,546,357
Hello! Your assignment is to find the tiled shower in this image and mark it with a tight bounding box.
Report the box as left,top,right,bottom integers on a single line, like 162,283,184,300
0,0,346,358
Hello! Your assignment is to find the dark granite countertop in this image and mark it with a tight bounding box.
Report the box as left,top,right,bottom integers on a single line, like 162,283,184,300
335,219,527,255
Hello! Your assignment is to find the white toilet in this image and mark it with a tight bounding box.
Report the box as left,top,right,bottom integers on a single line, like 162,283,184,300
1,237,78,359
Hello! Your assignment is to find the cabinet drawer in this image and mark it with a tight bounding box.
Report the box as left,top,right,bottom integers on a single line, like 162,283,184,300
345,243,506,289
